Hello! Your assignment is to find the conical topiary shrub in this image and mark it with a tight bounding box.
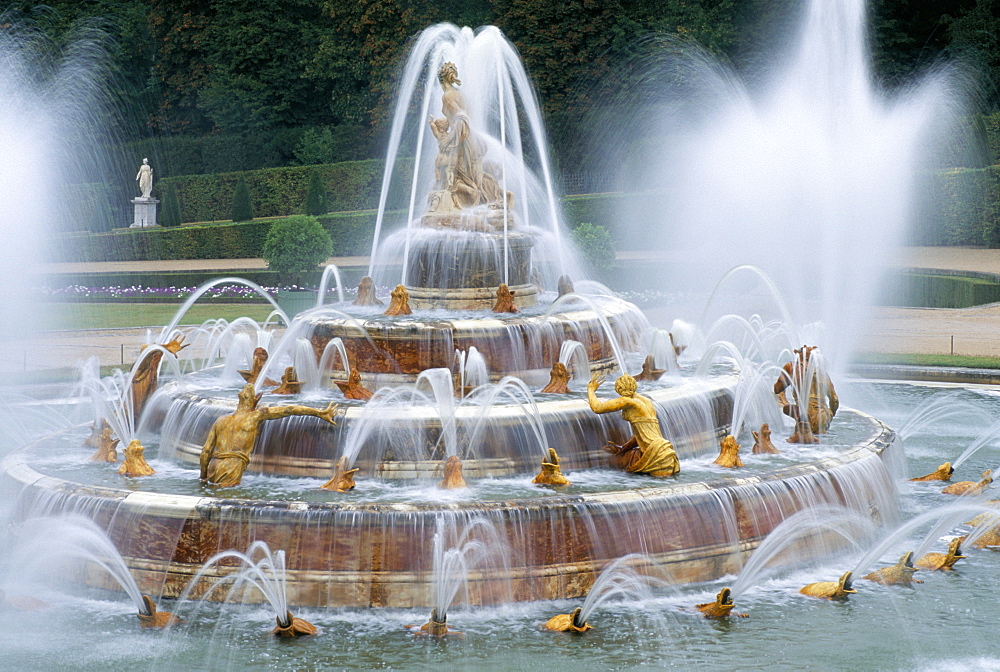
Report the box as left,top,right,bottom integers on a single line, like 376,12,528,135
231,176,254,222
304,169,327,216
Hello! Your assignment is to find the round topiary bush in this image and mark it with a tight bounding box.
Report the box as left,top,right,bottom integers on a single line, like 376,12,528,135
262,215,333,286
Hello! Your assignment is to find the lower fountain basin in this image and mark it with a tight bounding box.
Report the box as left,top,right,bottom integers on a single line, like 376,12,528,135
2,408,897,608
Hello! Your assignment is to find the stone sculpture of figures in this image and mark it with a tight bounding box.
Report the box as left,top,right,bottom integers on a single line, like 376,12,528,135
199,383,338,487
384,284,412,316
774,345,839,442
136,158,153,199
426,62,508,215
587,373,680,477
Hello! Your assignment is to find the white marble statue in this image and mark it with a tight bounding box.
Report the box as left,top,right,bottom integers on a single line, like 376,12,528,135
136,158,153,199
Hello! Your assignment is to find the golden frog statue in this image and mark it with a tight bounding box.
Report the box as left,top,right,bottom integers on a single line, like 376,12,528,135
911,462,954,482
915,537,966,571
863,551,923,585
544,607,591,632
696,588,748,619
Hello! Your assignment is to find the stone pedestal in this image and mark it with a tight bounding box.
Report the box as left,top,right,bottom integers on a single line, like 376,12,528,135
131,197,159,228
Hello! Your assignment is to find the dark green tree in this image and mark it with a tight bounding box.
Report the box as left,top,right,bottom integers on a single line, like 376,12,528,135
304,170,328,216
161,183,182,227
262,215,333,285
571,222,615,272
230,176,254,222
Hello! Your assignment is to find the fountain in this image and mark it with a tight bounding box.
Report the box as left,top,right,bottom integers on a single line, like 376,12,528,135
2,3,997,670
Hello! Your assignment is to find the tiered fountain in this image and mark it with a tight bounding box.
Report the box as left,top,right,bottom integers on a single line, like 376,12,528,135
1,24,900,612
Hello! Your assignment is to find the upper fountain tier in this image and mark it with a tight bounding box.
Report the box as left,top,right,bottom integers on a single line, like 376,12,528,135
367,25,580,310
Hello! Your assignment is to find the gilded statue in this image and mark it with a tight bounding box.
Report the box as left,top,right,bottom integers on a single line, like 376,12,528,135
492,284,519,313
321,455,359,492
384,284,412,316
238,347,269,385
269,366,303,395
588,373,680,477
774,345,839,442
199,383,338,487
799,571,857,600
713,434,743,468
863,551,922,585
544,607,591,632
540,362,571,394
439,455,467,489
533,447,570,487
915,537,966,571
353,276,383,306
751,423,780,454
941,469,992,496
970,523,1000,549
335,368,374,400
634,355,666,382
118,439,155,477
695,588,748,619
273,611,317,638
131,334,187,418
426,62,509,216
88,425,119,463
910,462,954,482
137,595,181,629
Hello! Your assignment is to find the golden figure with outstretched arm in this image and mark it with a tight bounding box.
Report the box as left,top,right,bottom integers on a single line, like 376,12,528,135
587,373,680,477
199,383,338,487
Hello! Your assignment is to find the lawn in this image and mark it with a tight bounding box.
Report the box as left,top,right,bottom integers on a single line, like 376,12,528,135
39,302,278,330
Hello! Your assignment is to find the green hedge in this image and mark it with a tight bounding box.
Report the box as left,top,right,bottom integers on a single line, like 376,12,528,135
889,271,1000,308
52,212,384,263
914,166,1000,246
160,159,413,224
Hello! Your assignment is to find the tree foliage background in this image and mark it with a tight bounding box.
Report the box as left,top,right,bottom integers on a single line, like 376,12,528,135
5,0,999,177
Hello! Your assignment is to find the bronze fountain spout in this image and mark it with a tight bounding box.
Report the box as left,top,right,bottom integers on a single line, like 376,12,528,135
800,571,857,600
713,435,743,468
238,347,269,385
416,608,462,637
137,594,182,629
915,537,966,571
353,275,383,306
270,366,304,395
540,361,571,394
863,551,923,585
544,606,592,632
384,284,412,316
439,455,467,489
492,284,519,313
696,587,748,619
335,368,373,401
273,610,317,638
942,469,992,496
533,447,570,487
634,355,665,382
751,423,780,454
321,455,359,492
88,425,119,463
118,439,155,477
910,461,954,482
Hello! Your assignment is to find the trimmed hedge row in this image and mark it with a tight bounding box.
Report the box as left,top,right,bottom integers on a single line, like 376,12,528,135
914,166,1000,246
160,159,413,224
53,212,383,263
